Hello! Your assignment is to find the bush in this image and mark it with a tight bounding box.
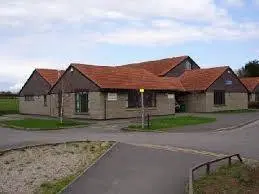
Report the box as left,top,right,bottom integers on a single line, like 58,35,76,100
248,102,259,109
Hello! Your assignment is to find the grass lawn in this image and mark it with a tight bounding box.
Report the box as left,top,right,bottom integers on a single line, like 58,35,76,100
0,98,19,115
128,116,216,131
213,109,256,114
1,118,87,130
193,163,259,194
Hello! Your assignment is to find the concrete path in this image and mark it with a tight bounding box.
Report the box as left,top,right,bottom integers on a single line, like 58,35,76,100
62,143,216,194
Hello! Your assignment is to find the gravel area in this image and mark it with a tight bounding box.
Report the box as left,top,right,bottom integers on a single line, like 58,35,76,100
0,141,112,193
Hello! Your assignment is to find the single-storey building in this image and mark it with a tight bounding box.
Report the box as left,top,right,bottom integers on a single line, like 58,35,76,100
123,56,248,112
49,64,182,119
19,68,64,115
179,67,248,112
19,55,249,119
240,77,259,102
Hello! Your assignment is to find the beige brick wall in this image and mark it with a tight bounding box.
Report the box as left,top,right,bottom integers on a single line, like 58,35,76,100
105,92,175,119
184,92,248,112
50,92,105,119
19,95,51,115
185,93,206,112
206,92,248,112
22,92,175,119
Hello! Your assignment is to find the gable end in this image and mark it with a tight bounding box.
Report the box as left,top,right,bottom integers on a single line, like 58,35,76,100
50,66,101,93
206,68,248,93
164,57,200,77
19,70,52,96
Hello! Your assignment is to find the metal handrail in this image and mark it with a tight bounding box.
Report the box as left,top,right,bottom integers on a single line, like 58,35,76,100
189,153,243,194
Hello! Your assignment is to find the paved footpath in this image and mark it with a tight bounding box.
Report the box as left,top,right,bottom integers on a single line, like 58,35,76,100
62,143,216,194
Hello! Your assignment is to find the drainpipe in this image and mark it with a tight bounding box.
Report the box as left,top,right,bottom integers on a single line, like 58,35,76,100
50,94,51,116
104,92,107,120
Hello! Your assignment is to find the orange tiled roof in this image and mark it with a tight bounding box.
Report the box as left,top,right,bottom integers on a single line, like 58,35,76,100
180,66,229,91
71,63,184,91
122,56,189,76
36,69,64,86
240,77,259,92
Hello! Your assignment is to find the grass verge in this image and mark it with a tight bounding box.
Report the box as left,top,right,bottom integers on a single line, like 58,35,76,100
0,118,88,130
38,175,76,194
193,163,259,194
213,109,256,114
128,116,216,131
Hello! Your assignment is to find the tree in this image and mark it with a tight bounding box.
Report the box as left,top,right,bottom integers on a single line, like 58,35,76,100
55,70,73,124
237,60,259,77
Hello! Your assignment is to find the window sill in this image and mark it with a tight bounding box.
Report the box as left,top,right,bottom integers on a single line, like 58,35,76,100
75,112,89,115
126,107,157,111
214,104,226,107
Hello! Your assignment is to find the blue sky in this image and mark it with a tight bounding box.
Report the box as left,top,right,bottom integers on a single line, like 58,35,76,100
0,0,259,91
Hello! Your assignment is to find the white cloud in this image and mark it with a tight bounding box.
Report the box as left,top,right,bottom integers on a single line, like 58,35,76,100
95,21,259,46
0,0,259,91
0,0,228,27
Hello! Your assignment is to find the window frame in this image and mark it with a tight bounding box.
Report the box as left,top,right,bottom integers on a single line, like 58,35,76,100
24,95,34,101
185,61,192,70
127,90,156,108
43,95,47,107
75,92,89,113
255,93,259,102
214,90,225,105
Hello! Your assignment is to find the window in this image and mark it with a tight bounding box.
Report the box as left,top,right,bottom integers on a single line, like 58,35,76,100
144,92,156,107
214,91,225,105
44,95,47,107
185,61,192,70
75,92,88,113
248,93,251,102
25,96,34,101
128,90,156,108
256,93,259,102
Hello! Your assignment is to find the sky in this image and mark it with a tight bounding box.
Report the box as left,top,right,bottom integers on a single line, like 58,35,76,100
1,0,259,92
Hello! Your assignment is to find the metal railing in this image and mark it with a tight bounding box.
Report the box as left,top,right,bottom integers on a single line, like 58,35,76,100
189,154,243,194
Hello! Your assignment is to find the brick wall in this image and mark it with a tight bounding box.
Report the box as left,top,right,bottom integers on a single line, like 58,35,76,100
21,92,175,119
19,95,51,115
184,92,248,112
185,93,207,112
105,92,175,119
50,92,105,119
206,92,248,112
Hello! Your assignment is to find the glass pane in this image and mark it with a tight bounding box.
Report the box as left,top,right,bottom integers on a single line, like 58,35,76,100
80,93,88,112
75,94,80,112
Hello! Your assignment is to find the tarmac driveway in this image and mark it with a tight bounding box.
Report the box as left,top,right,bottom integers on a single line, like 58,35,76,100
62,143,216,194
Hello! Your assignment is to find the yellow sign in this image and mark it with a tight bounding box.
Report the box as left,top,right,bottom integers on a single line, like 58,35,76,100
140,88,144,93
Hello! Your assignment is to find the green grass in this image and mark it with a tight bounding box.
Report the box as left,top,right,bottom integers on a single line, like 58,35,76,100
38,175,76,194
213,109,256,113
128,116,216,131
0,98,19,115
1,118,87,130
193,163,259,194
